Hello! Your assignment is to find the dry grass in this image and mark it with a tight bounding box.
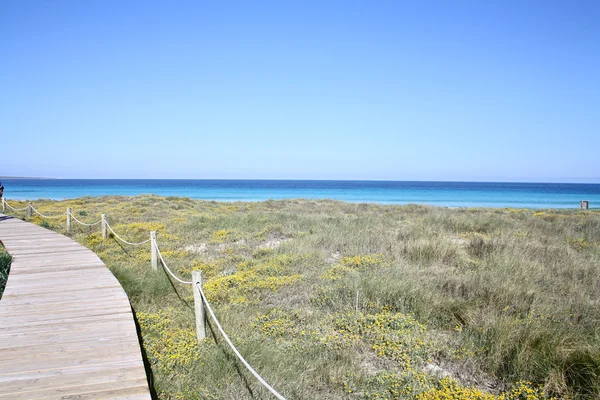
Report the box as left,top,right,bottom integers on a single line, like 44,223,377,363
4,196,600,399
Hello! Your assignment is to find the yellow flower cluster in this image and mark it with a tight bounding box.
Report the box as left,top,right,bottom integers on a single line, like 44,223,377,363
136,310,201,371
366,370,430,399
506,381,553,400
209,229,239,244
417,378,552,400
333,309,432,368
321,254,385,280
159,248,189,259
451,345,476,360
341,254,386,269
205,271,302,303
504,208,527,214
316,329,361,350
253,308,326,353
115,221,178,240
178,259,223,279
417,377,498,400
252,308,297,337
203,255,303,303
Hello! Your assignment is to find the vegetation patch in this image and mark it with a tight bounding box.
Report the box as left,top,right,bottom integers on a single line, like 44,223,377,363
203,255,304,304
0,245,12,299
137,309,201,371
8,196,600,399
416,378,550,400
322,254,386,280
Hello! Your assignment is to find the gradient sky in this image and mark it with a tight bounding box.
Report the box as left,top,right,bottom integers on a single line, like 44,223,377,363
1,1,599,181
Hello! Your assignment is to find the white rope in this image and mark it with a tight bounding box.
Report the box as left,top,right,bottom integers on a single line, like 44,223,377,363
154,241,192,284
196,282,287,400
104,220,151,246
69,212,103,227
4,201,29,212
30,205,67,219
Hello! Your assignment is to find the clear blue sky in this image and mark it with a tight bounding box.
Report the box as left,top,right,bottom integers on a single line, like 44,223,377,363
1,1,599,181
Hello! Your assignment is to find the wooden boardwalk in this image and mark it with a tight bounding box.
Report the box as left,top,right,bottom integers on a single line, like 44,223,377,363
0,215,151,399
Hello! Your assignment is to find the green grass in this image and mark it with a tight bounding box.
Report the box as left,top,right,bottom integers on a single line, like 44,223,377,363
0,244,12,299
5,197,600,399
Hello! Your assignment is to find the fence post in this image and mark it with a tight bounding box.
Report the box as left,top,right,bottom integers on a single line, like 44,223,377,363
101,214,107,239
150,231,157,271
27,202,32,218
66,208,71,232
192,271,206,342
1,198,5,212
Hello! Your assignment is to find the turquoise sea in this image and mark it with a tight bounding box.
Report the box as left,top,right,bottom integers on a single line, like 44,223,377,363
2,179,600,209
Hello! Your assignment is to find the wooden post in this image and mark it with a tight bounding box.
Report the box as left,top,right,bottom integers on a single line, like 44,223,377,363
192,271,206,342
101,214,107,239
1,198,5,212
150,231,157,271
27,202,32,218
66,208,71,232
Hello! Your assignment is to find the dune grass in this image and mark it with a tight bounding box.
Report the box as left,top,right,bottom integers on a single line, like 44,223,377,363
0,244,11,299
4,196,600,399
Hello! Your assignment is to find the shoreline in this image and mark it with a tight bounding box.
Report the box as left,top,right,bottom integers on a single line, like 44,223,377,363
4,180,599,209
2,193,597,210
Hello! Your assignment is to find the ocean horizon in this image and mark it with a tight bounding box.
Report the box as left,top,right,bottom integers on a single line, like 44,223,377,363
2,179,600,209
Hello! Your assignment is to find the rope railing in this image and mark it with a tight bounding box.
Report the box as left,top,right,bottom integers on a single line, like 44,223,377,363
2,198,289,399
69,212,103,227
3,199,29,212
30,205,67,219
154,241,192,284
196,282,287,400
105,220,151,246
153,238,286,399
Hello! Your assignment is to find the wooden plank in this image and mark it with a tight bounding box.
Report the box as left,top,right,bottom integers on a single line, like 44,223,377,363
1,281,122,297
5,238,78,245
0,314,136,348
6,271,117,285
0,358,141,382
12,253,98,262
9,263,106,275
0,363,147,394
0,301,129,320
5,267,111,281
0,216,151,399
0,311,132,333
2,287,129,305
0,305,133,326
9,260,105,270
3,275,121,289
1,336,141,368
0,378,150,400
0,327,139,354
0,339,141,372
8,245,89,254
0,295,128,313
0,297,131,315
